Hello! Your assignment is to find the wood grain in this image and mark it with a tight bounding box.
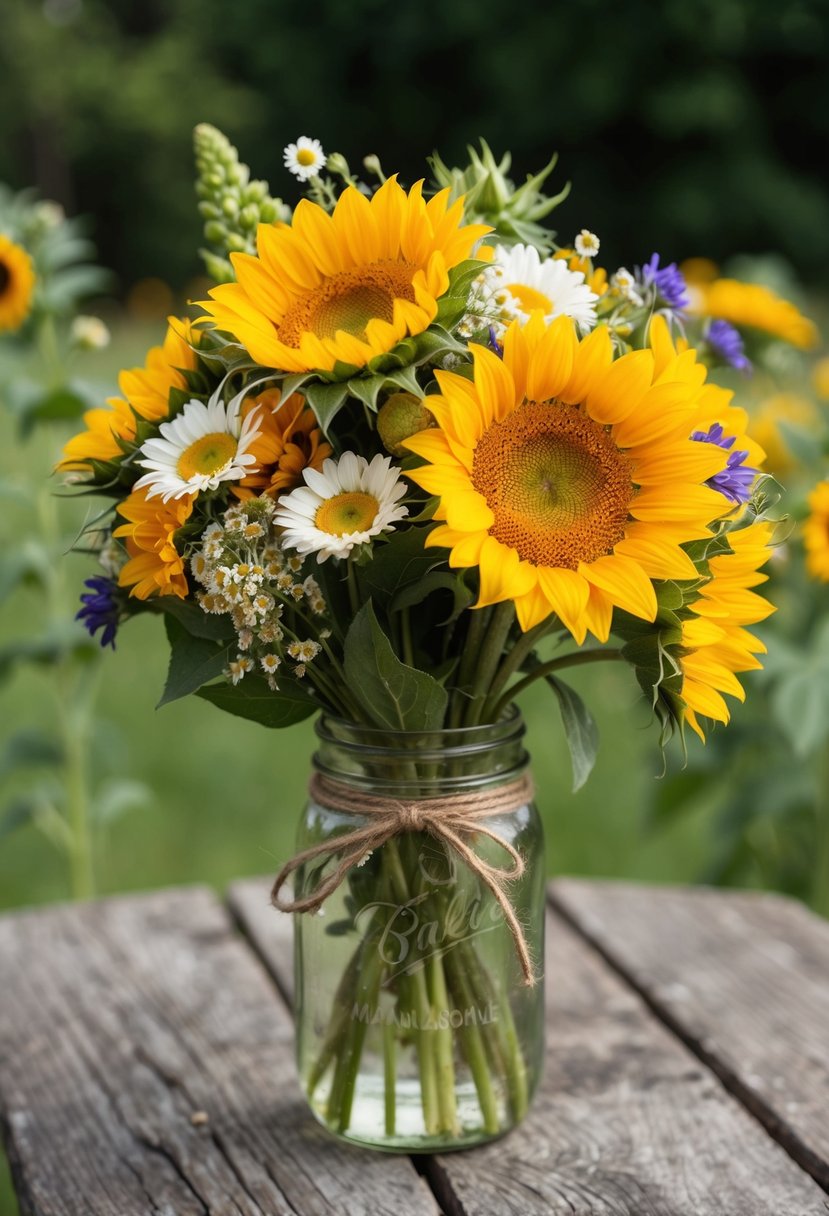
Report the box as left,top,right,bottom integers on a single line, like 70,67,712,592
230,876,829,1216
0,887,440,1216
551,878,829,1192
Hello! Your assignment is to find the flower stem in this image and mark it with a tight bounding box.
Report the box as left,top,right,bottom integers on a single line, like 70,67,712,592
490,647,623,722
464,602,516,727
383,1022,396,1135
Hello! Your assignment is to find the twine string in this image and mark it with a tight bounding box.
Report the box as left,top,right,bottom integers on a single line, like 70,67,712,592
271,770,536,986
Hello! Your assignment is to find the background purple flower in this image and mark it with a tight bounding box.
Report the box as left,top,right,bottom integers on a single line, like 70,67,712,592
706,318,752,374
76,576,120,649
639,253,690,312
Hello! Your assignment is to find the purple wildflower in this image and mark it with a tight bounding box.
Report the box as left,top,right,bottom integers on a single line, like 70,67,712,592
691,423,758,505
76,576,120,649
706,318,752,374
487,326,504,357
640,253,690,312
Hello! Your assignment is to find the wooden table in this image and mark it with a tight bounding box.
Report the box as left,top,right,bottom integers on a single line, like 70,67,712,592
1,878,828,1216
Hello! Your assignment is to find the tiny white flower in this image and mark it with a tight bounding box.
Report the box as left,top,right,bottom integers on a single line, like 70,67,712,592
284,136,326,181
70,315,110,351
274,452,409,564
574,229,600,259
611,267,644,306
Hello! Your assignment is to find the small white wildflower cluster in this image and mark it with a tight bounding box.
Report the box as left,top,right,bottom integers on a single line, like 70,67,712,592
191,497,330,690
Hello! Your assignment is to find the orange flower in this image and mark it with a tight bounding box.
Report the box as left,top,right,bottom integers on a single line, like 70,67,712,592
233,389,332,500
58,317,198,471
114,488,194,600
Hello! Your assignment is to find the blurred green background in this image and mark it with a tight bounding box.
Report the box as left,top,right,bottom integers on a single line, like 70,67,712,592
1,1,829,1206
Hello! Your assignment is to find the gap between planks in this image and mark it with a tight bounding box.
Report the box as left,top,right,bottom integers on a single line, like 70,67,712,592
548,879,829,1199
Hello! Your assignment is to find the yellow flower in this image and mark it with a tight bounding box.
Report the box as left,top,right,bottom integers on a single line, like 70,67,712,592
750,393,817,477
58,317,198,471
804,481,829,583
405,313,731,640
691,278,817,350
812,356,829,401
554,247,608,295
200,178,491,374
0,234,35,332
232,388,332,500
678,521,775,740
113,488,194,600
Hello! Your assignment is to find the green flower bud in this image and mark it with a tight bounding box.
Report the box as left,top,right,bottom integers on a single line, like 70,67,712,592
239,204,259,229
222,196,239,219
204,220,226,245
377,393,436,457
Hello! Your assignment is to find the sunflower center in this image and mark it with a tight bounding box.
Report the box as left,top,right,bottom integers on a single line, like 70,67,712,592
177,432,238,480
315,491,379,536
471,401,634,569
505,282,551,314
0,263,9,297
276,261,416,348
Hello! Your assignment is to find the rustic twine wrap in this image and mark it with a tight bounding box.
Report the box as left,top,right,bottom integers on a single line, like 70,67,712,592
271,770,537,986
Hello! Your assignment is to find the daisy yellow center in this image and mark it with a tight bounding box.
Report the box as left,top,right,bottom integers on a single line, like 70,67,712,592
506,283,552,313
297,148,317,166
315,491,379,536
471,401,634,569
277,261,416,348
177,432,238,480
0,263,10,296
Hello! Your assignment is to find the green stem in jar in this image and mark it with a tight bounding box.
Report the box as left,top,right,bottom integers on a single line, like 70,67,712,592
426,951,459,1135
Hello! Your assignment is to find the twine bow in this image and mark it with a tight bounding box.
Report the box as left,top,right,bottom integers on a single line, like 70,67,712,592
271,771,536,986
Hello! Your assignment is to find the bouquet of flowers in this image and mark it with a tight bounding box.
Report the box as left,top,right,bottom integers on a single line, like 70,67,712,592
59,125,788,1149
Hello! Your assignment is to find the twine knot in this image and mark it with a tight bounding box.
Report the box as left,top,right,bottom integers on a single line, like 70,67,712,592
271,770,537,986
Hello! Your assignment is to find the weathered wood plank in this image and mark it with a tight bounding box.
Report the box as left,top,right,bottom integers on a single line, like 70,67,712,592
0,887,440,1216
551,877,829,1193
230,877,828,1216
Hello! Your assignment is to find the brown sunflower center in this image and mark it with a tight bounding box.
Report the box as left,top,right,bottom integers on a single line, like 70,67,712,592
471,400,634,569
276,261,416,349
0,262,10,297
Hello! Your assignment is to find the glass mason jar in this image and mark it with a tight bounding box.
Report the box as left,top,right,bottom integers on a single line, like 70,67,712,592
291,710,545,1152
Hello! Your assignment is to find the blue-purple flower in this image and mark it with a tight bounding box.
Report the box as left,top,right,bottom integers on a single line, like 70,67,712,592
705,318,752,374
76,576,120,649
639,253,690,312
691,423,758,505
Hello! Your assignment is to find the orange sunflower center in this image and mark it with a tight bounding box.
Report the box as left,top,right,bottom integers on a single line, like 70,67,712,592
471,401,634,569
276,261,416,348
0,263,10,296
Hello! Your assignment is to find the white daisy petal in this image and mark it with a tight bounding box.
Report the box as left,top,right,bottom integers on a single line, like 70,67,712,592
134,397,261,502
471,242,599,334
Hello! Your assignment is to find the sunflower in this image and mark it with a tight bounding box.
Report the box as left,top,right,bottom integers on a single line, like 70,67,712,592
691,278,817,350
233,388,332,500
0,234,35,332
678,521,775,740
405,313,731,640
59,318,198,471
804,481,829,583
200,178,491,374
114,489,194,600
750,393,818,477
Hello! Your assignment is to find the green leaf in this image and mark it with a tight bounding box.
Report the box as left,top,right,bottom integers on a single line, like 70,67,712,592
360,528,444,610
0,795,38,839
391,570,473,622
546,675,599,792
0,729,63,782
18,386,91,437
196,676,317,729
92,779,152,823
158,617,235,706
304,380,350,433
343,601,448,730
154,596,235,642
347,374,387,411
770,665,829,758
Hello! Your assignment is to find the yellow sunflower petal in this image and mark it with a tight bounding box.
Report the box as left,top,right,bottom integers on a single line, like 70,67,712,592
580,553,657,622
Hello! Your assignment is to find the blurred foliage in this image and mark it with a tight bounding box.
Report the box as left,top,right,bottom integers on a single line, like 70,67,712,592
0,0,828,292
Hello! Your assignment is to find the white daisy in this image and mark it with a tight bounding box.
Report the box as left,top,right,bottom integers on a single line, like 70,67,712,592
283,136,326,181
274,452,409,563
134,393,262,502
574,229,600,259
474,244,599,335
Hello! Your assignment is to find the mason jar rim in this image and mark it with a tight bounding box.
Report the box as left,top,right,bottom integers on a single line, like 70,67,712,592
315,704,525,752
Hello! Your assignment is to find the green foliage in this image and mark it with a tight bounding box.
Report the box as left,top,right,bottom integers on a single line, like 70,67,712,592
196,676,317,729
545,676,600,794
343,601,448,730
159,616,236,706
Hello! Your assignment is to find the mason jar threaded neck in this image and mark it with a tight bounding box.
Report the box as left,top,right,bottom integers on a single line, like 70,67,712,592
313,708,528,795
